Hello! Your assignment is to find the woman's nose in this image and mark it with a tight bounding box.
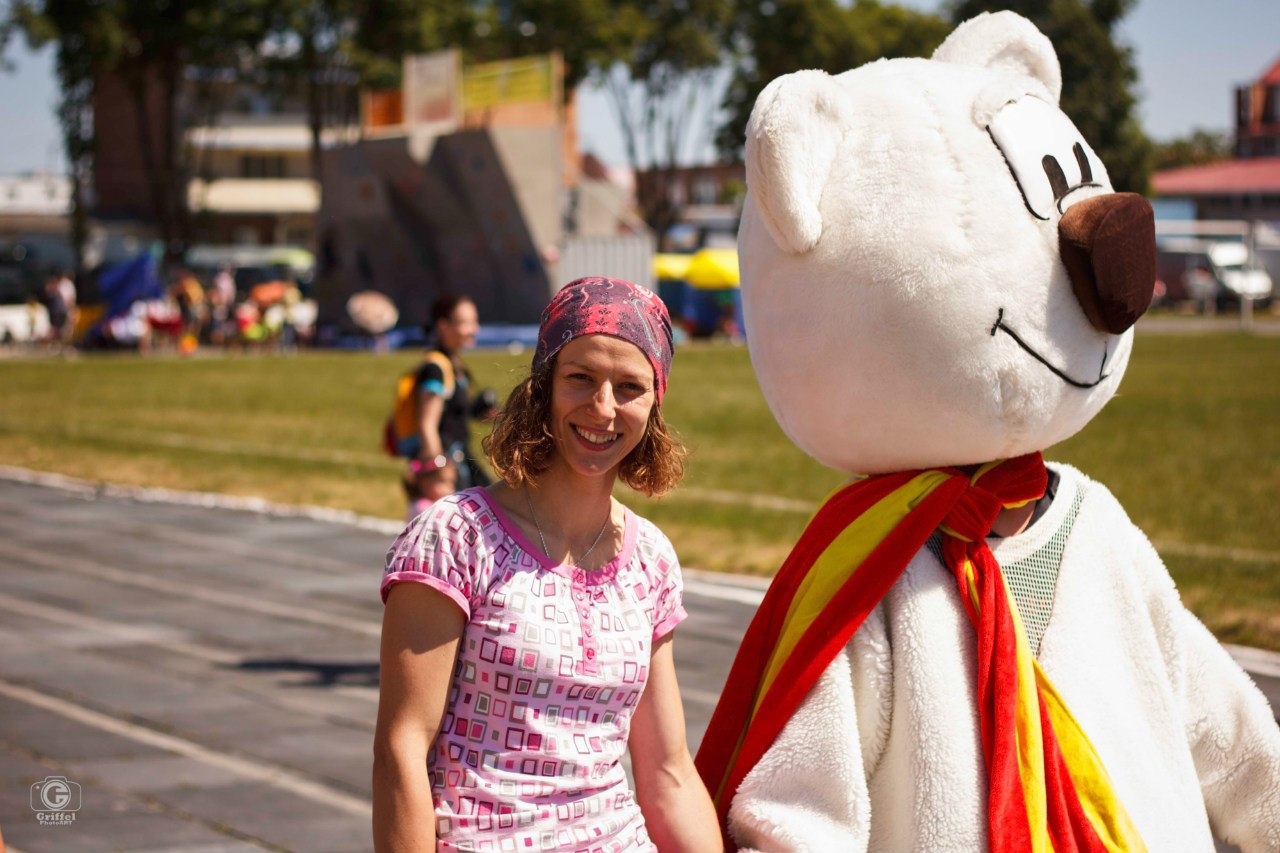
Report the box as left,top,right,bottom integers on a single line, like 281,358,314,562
590,382,617,416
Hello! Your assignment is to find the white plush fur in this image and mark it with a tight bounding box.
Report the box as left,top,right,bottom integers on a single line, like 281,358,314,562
729,467,1280,852
740,10,1123,475
733,11,1280,850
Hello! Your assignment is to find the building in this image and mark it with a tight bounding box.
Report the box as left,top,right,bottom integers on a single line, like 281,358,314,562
1235,56,1280,158
316,51,652,329
92,67,356,251
0,173,75,287
1152,55,1280,222
0,173,71,237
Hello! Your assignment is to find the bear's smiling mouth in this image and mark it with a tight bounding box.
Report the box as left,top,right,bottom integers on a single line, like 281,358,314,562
990,308,1111,389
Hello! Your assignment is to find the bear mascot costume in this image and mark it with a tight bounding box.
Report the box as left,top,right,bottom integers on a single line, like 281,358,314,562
696,11,1280,852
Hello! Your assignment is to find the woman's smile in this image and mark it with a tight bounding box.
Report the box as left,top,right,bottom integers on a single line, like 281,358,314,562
572,424,621,448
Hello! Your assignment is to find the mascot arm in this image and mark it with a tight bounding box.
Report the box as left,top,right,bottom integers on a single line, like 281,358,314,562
1136,537,1280,851
728,609,892,852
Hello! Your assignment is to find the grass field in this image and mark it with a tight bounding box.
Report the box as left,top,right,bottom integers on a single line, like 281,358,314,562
2,332,1278,648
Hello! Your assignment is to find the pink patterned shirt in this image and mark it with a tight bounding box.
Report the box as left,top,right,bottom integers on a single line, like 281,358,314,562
381,487,687,852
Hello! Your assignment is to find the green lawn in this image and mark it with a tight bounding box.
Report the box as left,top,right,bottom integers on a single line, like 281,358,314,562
2,333,1278,648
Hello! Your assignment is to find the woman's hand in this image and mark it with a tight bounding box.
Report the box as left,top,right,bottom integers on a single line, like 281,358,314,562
628,634,724,853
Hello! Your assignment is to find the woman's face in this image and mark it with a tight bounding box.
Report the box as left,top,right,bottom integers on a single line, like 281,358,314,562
437,300,479,352
547,334,656,480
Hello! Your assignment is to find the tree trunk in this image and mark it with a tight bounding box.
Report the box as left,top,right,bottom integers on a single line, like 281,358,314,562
304,20,324,185
125,64,177,263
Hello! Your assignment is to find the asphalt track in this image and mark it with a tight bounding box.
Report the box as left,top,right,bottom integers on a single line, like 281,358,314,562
0,475,1274,853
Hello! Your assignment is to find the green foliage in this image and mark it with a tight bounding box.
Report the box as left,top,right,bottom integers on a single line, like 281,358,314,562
464,1,733,235
716,0,951,158
1153,128,1232,172
947,0,1154,194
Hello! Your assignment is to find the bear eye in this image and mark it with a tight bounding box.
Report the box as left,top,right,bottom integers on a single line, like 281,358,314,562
1073,142,1093,183
988,96,1105,220
1042,155,1070,200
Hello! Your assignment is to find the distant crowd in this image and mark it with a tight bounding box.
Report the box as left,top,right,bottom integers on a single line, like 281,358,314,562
24,264,314,355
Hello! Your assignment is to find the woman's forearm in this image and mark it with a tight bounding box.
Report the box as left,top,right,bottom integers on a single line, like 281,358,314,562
418,394,446,458
372,747,437,853
634,751,723,853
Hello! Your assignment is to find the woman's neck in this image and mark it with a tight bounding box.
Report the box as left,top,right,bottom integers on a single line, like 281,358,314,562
531,460,616,536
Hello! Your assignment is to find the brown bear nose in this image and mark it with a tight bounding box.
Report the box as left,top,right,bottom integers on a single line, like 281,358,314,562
1058,192,1157,334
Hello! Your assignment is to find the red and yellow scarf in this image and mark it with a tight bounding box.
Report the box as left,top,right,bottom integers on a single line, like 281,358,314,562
694,453,1147,853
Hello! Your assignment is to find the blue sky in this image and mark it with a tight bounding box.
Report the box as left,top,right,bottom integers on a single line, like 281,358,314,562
3,0,1279,175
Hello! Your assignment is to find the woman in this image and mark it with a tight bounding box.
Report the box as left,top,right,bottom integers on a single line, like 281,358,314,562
398,294,494,518
374,277,720,852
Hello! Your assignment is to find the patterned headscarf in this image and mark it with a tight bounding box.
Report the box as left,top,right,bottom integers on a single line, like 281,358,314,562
534,277,674,402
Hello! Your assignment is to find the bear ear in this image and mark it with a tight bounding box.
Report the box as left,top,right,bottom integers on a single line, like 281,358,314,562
746,69,852,254
932,11,1062,103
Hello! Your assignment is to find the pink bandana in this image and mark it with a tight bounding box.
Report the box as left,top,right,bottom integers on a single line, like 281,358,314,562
534,277,674,402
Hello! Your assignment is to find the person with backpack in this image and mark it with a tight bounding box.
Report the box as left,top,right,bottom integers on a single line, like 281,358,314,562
385,294,496,519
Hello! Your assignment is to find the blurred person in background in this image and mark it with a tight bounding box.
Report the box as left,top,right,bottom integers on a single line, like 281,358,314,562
54,270,76,345
213,264,236,306
391,294,496,520
172,269,205,350
39,274,68,349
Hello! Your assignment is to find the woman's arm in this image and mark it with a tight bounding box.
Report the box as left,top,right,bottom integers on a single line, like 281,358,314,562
372,583,465,853
417,391,446,460
415,392,456,499
629,633,723,853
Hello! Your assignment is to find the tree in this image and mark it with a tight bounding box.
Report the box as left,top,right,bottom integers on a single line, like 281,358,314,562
9,0,271,263
948,0,1154,194
1153,129,1231,172
461,0,734,237
594,0,732,237
8,2,120,281
716,0,950,160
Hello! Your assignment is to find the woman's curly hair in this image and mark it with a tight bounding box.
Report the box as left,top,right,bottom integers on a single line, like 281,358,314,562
483,359,686,498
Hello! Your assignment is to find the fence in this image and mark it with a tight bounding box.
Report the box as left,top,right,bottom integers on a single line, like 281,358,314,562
558,234,656,291
1154,219,1278,330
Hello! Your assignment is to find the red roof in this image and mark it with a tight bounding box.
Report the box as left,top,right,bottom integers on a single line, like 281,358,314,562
1261,56,1280,85
1151,156,1280,196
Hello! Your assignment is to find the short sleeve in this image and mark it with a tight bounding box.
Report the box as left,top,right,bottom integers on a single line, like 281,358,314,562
381,497,487,616
642,524,687,640
416,361,447,398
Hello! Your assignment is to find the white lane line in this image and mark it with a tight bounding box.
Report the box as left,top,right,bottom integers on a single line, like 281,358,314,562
0,465,405,537
1225,644,1280,680
5,467,1280,680
0,589,380,707
0,679,372,818
0,541,381,639
1153,540,1280,565
683,576,766,607
0,592,240,665
0,424,393,469
4,465,1279,565
668,487,814,514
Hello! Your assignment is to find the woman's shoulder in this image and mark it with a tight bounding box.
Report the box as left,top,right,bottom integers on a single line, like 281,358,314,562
626,507,680,565
391,489,496,552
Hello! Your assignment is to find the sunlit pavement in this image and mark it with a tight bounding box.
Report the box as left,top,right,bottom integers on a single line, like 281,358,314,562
0,476,1273,852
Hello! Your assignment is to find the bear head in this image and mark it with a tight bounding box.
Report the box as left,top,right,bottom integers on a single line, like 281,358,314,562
739,11,1156,475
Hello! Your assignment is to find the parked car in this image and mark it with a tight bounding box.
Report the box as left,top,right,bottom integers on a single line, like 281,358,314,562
1155,238,1273,308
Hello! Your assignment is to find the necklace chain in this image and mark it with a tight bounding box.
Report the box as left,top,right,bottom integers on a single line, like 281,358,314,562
525,489,612,566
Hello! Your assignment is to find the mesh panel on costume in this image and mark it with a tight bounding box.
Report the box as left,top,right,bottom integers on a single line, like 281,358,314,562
925,486,1084,655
